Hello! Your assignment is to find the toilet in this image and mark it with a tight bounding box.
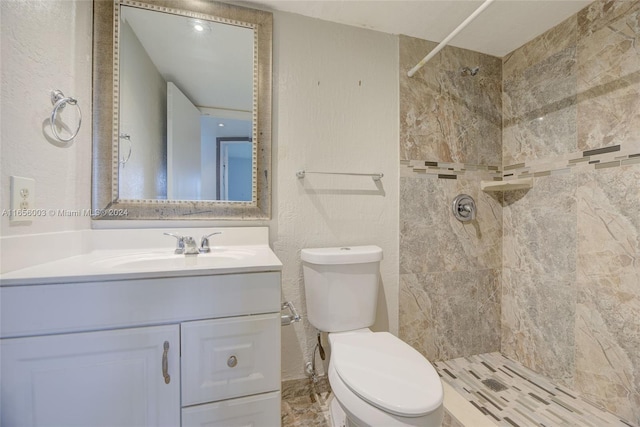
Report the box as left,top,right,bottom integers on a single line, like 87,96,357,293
301,245,444,427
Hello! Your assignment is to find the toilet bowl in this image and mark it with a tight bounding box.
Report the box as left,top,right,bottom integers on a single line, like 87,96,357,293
328,330,444,427
301,246,444,427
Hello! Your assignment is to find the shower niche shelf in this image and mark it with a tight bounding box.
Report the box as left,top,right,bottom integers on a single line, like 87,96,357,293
481,178,533,192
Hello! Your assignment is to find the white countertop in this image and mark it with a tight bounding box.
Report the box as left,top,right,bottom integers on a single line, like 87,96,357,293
0,227,282,286
0,245,282,286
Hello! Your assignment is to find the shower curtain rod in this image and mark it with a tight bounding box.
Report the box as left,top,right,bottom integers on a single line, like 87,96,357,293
407,0,496,78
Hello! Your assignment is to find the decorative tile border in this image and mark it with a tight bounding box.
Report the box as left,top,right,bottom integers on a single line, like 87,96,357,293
401,143,640,181
502,144,640,180
400,159,502,181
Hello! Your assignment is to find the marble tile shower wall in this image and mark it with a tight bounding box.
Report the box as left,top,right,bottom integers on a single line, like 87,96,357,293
399,1,640,423
501,1,640,423
398,35,503,361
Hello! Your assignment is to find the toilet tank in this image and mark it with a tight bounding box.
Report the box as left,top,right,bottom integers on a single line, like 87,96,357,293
301,246,383,332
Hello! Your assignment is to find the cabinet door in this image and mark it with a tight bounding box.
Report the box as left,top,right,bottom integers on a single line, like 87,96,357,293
1,325,180,427
182,391,280,427
181,313,280,406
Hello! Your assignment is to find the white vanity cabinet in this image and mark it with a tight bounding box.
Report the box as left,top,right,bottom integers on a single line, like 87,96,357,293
1,325,181,427
0,271,282,427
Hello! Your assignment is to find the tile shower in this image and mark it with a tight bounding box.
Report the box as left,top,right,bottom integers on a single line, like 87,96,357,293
399,1,639,426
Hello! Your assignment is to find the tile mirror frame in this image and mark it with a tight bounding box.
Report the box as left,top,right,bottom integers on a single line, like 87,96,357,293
92,0,272,220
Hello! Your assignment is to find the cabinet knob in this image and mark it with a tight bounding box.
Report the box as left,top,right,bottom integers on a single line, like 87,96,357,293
227,355,238,368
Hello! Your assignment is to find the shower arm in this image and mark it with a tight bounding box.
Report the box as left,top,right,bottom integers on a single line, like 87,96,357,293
407,0,496,78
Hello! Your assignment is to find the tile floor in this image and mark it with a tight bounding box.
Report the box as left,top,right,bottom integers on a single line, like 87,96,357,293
281,352,638,427
281,376,332,426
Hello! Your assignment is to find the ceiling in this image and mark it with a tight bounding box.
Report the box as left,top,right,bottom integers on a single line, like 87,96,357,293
122,5,254,111
239,0,593,57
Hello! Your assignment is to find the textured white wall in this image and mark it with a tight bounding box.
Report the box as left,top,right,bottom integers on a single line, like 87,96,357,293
271,12,399,380
0,0,93,236
0,1,400,381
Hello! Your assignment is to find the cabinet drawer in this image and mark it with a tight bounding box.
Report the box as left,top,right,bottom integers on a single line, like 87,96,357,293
181,313,280,406
1,272,281,338
181,391,280,427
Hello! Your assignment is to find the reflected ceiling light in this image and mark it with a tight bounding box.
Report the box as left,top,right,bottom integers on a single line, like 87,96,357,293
189,18,212,34
218,123,225,127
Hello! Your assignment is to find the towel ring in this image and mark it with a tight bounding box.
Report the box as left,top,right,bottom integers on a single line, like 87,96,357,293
119,133,132,167
50,90,82,142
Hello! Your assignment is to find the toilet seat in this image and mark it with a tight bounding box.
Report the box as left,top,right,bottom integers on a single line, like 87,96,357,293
330,332,443,417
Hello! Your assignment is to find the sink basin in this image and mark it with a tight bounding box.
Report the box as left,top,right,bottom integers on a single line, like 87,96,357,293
91,248,258,271
0,227,284,286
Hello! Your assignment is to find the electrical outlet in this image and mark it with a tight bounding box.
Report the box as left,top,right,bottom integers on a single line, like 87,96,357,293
10,176,36,222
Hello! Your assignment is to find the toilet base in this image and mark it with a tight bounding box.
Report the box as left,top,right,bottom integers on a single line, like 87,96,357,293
330,394,366,427
329,395,347,427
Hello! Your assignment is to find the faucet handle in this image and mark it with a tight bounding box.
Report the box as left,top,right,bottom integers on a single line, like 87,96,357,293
199,232,222,253
163,232,185,254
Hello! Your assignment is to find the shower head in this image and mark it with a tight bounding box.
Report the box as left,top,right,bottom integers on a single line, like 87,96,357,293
460,66,480,76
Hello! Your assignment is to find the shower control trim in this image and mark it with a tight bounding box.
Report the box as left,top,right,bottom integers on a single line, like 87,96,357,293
452,194,476,222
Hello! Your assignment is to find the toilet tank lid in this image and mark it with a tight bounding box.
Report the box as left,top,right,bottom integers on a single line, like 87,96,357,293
301,245,383,265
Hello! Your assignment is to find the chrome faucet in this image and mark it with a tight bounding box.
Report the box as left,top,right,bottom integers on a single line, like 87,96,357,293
183,236,199,255
164,233,200,255
199,232,222,253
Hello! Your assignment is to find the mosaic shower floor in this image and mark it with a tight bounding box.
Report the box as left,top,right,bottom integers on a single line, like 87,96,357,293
434,352,637,427
281,352,638,427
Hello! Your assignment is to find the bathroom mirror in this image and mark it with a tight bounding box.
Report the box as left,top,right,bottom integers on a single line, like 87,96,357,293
92,0,272,220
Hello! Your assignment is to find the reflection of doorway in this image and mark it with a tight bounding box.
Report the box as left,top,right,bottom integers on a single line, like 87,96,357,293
200,116,251,200
216,137,252,201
